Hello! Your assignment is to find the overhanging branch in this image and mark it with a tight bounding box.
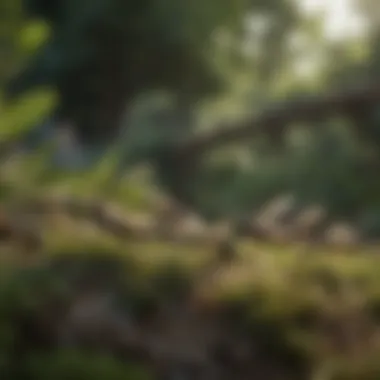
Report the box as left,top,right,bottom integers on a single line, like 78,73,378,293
179,82,380,156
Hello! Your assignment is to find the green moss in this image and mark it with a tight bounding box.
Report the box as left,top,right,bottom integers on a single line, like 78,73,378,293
2,232,380,380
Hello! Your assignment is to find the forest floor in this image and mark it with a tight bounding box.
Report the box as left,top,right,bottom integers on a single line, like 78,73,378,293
2,205,380,380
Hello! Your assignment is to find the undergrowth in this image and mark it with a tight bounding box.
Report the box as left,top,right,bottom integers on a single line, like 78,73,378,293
1,227,380,379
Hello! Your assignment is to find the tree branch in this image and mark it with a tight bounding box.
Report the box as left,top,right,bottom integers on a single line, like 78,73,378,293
179,82,380,156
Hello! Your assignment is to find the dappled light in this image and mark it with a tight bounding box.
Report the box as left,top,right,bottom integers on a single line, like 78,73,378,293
1,0,380,379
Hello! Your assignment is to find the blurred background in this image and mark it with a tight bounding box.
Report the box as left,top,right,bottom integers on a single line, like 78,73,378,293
2,0,380,379
2,0,380,229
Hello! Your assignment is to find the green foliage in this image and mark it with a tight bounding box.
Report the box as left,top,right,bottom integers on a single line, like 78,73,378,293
0,0,56,147
0,89,56,141
8,0,307,144
3,1,380,379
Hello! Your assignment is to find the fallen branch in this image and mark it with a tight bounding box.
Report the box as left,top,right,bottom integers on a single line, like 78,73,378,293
9,193,374,249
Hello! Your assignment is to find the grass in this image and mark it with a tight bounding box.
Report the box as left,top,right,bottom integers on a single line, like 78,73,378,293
3,215,380,379
2,171,380,379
